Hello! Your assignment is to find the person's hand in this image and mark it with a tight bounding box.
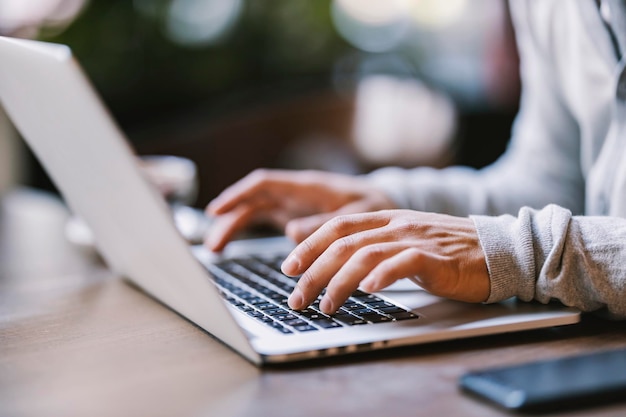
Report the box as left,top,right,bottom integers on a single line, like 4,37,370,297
205,169,396,252
281,210,490,314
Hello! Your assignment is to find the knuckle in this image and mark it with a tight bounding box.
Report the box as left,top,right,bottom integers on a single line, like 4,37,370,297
248,168,272,185
404,247,425,262
329,236,355,257
394,220,418,235
300,237,317,255
356,245,385,262
297,271,319,293
327,215,352,233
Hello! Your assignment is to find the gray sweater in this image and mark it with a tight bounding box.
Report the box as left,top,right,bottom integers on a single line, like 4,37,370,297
367,0,626,317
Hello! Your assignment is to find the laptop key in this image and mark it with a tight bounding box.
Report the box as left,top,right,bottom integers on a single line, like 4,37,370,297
352,307,378,316
367,300,395,309
273,313,298,321
314,319,342,329
358,313,393,323
268,321,293,334
342,301,362,310
247,310,265,319
293,324,317,332
298,308,325,320
389,311,419,321
333,313,367,325
284,319,309,327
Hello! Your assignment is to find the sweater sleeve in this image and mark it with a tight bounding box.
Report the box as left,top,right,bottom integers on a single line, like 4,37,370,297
366,0,585,217
472,204,626,317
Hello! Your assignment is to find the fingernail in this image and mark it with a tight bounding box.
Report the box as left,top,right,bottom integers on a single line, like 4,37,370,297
281,255,300,275
320,296,335,315
288,287,304,309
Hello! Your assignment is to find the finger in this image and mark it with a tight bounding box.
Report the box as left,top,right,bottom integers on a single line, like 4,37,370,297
285,199,391,243
360,248,435,293
205,204,256,252
287,226,395,310
282,211,391,276
208,169,291,215
319,243,408,314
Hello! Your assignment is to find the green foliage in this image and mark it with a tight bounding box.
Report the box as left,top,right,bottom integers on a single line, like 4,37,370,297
41,0,350,128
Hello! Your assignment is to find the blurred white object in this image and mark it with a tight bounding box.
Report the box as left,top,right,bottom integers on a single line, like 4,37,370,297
66,155,211,250
139,155,198,205
352,75,457,167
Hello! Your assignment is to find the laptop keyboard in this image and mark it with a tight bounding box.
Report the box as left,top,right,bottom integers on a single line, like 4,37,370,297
208,254,418,335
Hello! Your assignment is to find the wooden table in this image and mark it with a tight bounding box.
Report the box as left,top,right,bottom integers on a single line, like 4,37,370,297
2,188,626,417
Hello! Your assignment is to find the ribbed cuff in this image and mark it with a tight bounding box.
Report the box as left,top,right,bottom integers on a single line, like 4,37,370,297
471,211,537,303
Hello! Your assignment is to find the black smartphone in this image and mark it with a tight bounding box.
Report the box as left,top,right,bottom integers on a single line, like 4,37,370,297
459,348,626,412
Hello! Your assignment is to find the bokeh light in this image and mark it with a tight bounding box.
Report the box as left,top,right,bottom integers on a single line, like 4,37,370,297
409,0,468,29
164,0,243,48
331,0,411,53
352,75,456,166
330,0,469,54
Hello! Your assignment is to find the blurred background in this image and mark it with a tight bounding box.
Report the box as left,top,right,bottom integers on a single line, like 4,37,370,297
0,0,520,208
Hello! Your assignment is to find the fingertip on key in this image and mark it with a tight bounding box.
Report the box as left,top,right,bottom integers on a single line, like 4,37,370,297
319,297,336,315
281,255,300,276
288,287,304,310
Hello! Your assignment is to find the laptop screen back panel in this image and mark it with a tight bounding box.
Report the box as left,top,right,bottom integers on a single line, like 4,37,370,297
0,36,260,364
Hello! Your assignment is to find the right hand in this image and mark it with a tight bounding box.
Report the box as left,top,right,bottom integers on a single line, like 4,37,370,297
205,169,396,252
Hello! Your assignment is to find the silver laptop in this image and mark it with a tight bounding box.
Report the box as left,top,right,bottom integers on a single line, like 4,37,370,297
0,36,580,365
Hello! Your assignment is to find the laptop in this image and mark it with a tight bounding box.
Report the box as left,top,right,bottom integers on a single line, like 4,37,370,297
0,36,580,365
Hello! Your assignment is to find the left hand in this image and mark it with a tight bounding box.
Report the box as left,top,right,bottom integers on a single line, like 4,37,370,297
282,210,491,315
205,169,395,252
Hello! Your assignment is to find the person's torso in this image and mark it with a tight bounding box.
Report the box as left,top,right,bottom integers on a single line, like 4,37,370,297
525,0,626,216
